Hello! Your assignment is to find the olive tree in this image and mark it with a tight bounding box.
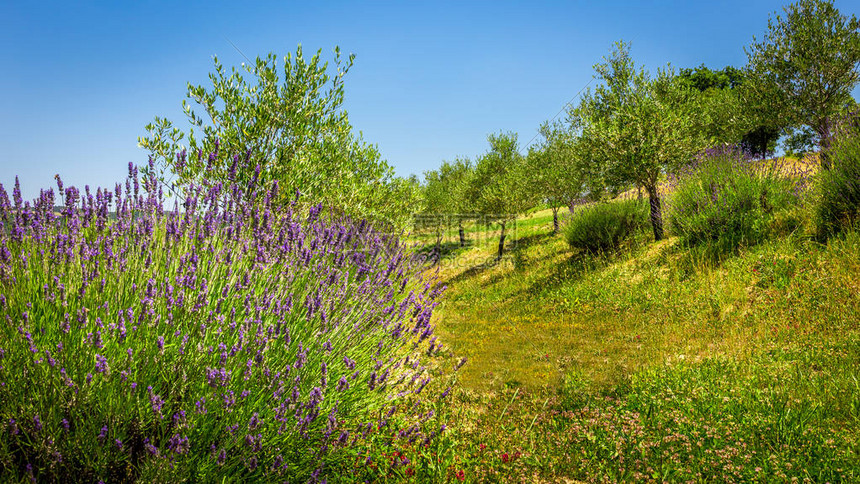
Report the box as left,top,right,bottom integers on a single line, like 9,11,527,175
678,65,781,158
573,41,705,241
139,45,419,228
439,158,475,246
522,121,584,233
418,158,475,261
745,0,860,166
419,168,450,261
466,133,535,259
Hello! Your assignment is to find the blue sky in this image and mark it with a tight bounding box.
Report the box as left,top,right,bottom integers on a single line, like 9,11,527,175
2,0,858,200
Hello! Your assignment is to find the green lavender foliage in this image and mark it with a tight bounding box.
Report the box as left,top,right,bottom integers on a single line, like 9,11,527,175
667,146,799,255
563,199,649,253
818,120,860,237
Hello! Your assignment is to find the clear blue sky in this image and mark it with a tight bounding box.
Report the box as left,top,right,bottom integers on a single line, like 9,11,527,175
2,0,858,200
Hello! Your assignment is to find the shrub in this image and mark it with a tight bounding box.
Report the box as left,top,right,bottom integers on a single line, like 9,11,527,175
667,146,798,254
817,121,860,238
140,47,422,231
563,199,649,253
0,157,445,482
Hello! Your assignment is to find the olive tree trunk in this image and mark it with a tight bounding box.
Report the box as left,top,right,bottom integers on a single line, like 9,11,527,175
646,185,664,241
433,227,443,265
497,221,507,260
816,123,832,170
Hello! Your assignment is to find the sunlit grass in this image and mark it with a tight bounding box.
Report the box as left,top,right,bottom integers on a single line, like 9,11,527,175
405,197,860,481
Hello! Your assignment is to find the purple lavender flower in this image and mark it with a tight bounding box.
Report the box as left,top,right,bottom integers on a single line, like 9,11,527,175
148,387,164,416
248,412,261,430
144,439,159,456
172,410,186,428
206,367,230,388
222,390,236,410
336,376,349,392
243,433,263,452
94,354,109,374
167,434,190,454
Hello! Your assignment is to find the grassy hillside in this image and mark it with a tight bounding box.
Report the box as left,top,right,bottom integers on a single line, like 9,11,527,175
399,204,860,482
433,205,859,390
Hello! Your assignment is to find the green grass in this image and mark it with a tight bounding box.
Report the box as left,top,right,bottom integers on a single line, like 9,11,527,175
391,201,860,482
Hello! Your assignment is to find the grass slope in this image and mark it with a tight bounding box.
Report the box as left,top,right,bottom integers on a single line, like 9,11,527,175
406,207,860,482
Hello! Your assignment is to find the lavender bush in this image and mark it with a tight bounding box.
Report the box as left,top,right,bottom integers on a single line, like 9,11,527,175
667,146,804,254
818,115,860,238
0,155,445,482
563,199,650,253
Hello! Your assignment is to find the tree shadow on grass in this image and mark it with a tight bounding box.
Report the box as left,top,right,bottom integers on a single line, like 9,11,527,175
509,231,561,270
441,232,556,289
521,249,609,298
413,239,474,263
520,229,668,298
443,255,509,287
511,231,554,253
